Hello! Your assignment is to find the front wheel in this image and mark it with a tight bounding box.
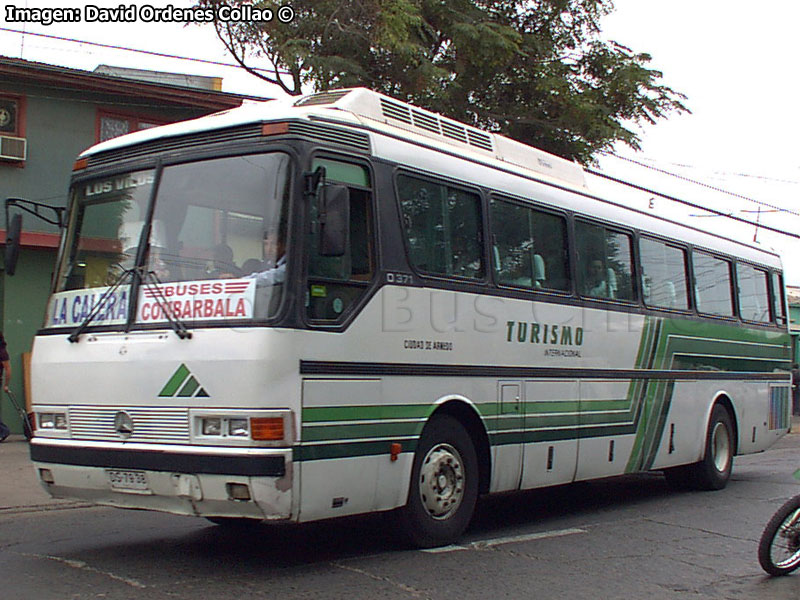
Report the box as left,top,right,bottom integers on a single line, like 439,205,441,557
759,495,800,576
396,414,479,548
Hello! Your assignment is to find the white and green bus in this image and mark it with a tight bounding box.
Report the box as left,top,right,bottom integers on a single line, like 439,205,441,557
25,89,791,547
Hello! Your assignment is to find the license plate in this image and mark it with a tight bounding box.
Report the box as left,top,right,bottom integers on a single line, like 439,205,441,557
107,469,149,492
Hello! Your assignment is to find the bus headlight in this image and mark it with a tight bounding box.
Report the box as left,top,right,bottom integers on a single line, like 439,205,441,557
39,412,68,430
201,417,222,436
228,419,249,437
192,410,292,446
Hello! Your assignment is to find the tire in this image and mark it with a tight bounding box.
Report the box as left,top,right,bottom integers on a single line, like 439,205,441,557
687,404,735,491
396,414,479,548
759,495,800,576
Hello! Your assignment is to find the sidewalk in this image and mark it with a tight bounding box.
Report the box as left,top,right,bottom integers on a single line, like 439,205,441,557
3,416,800,513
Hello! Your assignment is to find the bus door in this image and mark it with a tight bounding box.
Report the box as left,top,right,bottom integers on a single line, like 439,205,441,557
491,381,524,492
518,379,579,490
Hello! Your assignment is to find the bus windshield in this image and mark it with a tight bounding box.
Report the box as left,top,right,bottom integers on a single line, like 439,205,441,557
51,152,292,327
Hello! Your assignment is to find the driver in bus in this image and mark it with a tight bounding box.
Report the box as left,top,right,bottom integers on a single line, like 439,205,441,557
243,230,286,286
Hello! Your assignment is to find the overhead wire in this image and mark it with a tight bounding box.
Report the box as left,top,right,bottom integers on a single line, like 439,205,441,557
601,153,800,218
609,154,800,185
585,167,800,241
0,26,294,76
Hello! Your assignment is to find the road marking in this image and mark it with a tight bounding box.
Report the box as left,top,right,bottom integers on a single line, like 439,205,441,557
18,553,147,588
420,527,587,553
331,562,429,598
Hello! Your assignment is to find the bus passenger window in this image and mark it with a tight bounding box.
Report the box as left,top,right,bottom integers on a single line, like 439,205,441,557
489,198,569,291
737,263,770,323
576,221,634,301
397,175,484,280
640,237,689,310
692,251,734,317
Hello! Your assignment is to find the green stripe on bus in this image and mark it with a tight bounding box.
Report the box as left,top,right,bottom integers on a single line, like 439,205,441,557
301,421,422,442
294,439,420,462
626,317,663,472
523,400,581,414
490,423,637,446
302,404,433,422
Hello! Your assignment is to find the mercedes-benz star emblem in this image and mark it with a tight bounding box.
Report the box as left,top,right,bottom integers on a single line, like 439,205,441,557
113,411,134,439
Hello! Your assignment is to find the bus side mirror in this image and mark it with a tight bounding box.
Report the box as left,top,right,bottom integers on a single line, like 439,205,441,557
5,212,22,276
319,184,350,257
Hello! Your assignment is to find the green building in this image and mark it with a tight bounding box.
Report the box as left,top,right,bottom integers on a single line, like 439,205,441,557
0,57,256,433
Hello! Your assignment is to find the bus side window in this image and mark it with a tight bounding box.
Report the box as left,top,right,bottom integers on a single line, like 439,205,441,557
489,197,569,292
640,237,689,310
693,251,734,317
737,262,771,323
397,174,484,280
576,221,634,301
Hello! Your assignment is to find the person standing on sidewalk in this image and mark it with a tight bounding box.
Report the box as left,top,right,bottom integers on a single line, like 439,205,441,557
0,332,12,442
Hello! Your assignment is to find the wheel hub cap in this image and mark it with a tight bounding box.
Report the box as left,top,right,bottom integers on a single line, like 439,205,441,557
711,421,731,473
419,443,465,520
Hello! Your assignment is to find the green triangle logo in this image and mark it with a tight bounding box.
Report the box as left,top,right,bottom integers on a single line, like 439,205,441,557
159,364,209,398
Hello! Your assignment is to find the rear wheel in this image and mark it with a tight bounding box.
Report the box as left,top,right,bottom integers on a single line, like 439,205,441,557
689,404,734,490
396,414,478,548
662,404,735,491
759,495,800,576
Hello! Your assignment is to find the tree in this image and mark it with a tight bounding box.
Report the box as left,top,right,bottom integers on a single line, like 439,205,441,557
197,0,688,163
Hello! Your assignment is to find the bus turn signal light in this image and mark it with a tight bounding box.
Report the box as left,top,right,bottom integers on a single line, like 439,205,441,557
250,417,284,441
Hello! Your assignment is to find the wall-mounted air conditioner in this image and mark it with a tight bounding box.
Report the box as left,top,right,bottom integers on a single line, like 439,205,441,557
0,135,27,161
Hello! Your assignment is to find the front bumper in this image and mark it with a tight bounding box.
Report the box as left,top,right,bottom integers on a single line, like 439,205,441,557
30,438,294,520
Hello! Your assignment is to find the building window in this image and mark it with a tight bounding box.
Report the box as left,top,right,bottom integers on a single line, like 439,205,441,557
97,111,167,142
0,93,27,164
0,95,24,136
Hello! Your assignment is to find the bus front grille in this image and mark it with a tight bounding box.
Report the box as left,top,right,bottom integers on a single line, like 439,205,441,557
69,406,190,443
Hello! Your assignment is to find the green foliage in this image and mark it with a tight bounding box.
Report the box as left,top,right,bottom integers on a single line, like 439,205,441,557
197,0,688,163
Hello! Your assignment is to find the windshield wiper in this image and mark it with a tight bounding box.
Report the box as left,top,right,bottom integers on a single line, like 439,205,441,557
138,271,192,340
68,266,135,343
68,267,192,342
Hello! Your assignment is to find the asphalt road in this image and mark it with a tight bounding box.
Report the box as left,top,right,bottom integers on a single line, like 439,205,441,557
2,434,800,600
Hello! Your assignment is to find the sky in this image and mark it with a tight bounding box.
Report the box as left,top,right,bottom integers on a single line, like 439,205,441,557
3,0,800,283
